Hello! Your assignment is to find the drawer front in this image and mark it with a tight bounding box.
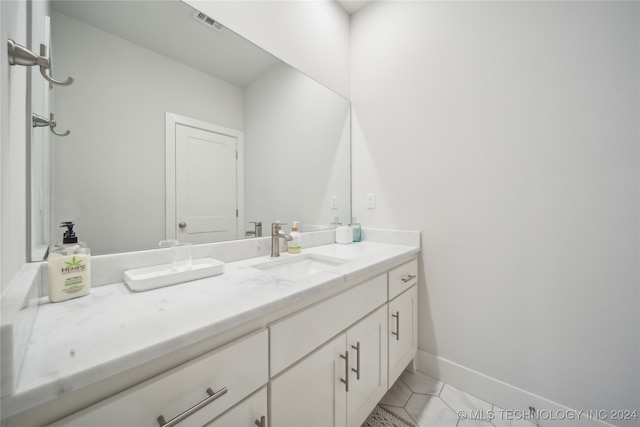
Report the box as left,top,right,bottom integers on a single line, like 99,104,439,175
388,258,418,300
49,329,268,427
205,386,267,427
270,274,386,376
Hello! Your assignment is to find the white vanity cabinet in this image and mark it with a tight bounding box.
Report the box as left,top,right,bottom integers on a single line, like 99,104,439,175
205,387,268,427
270,306,387,427
387,260,419,385
345,305,388,426
4,249,420,427
269,274,387,377
269,272,394,427
47,329,268,427
270,333,348,427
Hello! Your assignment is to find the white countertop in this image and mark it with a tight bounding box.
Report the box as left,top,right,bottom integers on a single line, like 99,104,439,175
2,240,419,418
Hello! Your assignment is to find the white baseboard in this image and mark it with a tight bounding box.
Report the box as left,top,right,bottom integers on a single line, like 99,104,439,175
415,349,615,427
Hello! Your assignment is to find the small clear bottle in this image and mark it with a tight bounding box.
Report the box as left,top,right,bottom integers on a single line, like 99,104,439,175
331,216,342,228
47,222,91,303
350,217,362,242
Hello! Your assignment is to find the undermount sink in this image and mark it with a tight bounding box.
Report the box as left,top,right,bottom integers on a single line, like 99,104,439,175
252,253,349,280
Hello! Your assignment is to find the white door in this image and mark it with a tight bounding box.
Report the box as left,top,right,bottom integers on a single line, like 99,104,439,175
175,124,237,243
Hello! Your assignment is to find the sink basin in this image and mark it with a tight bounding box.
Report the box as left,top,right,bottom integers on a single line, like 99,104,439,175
252,254,349,280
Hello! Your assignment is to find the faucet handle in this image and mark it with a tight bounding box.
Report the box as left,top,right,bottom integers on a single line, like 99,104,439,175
248,221,262,238
271,222,287,234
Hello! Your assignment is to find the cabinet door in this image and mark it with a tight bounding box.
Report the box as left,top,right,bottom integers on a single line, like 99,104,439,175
388,285,418,386
205,387,267,427
270,334,347,427
346,306,388,427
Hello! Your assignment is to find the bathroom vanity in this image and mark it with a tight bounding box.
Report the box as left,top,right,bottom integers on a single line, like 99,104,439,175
1,230,419,426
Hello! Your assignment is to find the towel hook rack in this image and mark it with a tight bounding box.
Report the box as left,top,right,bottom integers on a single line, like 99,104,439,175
32,113,71,137
8,39,74,87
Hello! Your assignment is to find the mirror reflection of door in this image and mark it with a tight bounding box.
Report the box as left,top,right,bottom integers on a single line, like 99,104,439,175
175,124,238,243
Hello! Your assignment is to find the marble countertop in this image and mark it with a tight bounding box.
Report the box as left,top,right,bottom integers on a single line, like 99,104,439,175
2,240,419,418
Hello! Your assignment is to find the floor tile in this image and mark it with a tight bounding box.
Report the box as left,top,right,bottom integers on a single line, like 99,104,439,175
491,406,538,427
380,377,414,407
400,369,444,395
458,419,495,427
405,394,460,427
376,371,538,427
440,383,493,414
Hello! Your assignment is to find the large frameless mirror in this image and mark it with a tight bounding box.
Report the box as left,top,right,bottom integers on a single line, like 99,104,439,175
29,0,351,259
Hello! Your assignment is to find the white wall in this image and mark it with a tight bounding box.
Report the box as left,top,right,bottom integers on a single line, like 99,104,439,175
51,11,244,255
184,0,350,99
351,1,639,424
1,0,28,295
244,62,351,230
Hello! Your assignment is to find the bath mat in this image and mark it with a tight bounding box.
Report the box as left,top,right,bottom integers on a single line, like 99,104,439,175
361,405,416,427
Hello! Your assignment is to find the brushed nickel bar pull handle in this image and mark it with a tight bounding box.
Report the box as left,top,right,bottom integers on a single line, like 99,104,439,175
340,351,350,392
351,342,361,380
392,311,400,341
401,274,416,283
157,387,227,427
255,415,266,427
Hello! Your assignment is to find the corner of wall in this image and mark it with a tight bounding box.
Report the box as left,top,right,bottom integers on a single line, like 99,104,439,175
0,0,28,295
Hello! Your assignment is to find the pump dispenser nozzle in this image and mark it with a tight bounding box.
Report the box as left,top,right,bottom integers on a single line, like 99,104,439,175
60,221,78,244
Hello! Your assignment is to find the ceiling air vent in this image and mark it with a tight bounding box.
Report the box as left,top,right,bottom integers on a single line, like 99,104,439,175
193,11,224,32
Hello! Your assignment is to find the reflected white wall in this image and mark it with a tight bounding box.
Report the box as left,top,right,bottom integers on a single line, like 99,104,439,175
244,62,351,231
51,10,244,255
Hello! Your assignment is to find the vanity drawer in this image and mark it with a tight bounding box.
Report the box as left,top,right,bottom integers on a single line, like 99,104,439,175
388,259,418,300
205,386,267,427
269,274,387,376
48,329,268,427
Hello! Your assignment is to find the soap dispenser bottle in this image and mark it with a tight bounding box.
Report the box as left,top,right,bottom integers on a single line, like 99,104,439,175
288,221,301,254
48,221,91,303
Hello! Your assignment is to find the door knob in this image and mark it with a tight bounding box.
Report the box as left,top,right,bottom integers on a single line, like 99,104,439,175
179,222,187,229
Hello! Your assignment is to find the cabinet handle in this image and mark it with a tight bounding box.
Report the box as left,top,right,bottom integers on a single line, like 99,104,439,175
392,311,400,341
351,342,361,380
340,351,350,392
401,274,416,283
255,415,266,427
157,387,227,427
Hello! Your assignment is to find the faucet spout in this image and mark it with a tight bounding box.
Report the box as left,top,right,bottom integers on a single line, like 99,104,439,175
271,223,292,257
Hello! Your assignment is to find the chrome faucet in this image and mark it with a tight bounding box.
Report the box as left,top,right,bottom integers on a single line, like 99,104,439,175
271,222,292,257
245,221,262,238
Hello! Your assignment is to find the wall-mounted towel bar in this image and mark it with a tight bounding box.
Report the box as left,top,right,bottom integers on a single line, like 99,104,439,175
8,39,74,86
32,113,70,137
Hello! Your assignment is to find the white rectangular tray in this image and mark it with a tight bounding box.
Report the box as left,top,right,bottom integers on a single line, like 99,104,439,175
124,258,225,292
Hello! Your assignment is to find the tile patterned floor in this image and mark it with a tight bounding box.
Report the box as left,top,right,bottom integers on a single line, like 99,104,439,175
379,370,538,427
